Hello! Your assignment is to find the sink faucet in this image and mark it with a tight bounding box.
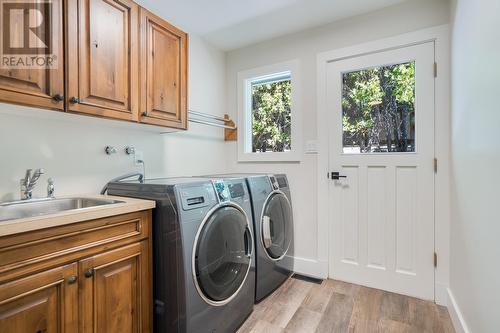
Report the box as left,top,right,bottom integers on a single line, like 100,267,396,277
20,168,45,200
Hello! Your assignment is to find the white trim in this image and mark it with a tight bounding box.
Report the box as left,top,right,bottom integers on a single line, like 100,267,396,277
435,283,448,306
447,288,470,333
316,25,450,302
290,255,328,279
237,59,303,162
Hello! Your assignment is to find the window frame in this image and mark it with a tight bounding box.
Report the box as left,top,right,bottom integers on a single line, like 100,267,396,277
237,60,302,162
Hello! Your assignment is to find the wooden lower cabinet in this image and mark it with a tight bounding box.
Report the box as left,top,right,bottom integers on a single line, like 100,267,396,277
79,242,150,333
0,263,78,333
0,211,152,333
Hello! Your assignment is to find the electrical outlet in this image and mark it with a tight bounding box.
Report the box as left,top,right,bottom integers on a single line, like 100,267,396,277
134,151,143,166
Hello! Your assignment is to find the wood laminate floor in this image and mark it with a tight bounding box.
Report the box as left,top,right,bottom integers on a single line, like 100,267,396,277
238,278,455,333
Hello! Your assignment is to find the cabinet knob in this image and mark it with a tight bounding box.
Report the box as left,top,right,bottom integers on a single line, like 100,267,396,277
69,96,79,104
52,94,64,102
67,275,78,284
84,268,94,278
141,111,149,117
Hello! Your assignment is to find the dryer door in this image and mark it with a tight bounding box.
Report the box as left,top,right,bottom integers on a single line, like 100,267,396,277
193,204,253,306
261,191,293,260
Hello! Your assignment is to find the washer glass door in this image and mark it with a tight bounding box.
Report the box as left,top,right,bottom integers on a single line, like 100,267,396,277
194,205,252,303
261,192,293,260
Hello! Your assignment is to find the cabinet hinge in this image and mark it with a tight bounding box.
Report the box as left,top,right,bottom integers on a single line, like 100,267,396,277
433,158,438,173
433,62,438,78
434,252,438,268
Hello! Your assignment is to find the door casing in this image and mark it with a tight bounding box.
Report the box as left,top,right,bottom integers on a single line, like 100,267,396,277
316,25,451,305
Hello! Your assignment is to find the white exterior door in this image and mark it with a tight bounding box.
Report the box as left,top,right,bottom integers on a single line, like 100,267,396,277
327,42,435,300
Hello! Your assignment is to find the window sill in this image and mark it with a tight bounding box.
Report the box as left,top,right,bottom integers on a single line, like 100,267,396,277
237,152,302,163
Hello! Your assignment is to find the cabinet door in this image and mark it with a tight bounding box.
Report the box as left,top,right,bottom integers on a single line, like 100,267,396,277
79,241,151,333
139,8,188,129
0,263,78,333
0,0,64,110
66,0,139,121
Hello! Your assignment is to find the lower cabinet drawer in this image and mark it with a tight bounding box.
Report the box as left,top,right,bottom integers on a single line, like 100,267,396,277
0,210,151,283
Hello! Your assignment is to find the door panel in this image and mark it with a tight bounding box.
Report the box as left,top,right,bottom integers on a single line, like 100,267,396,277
395,166,417,274
327,42,435,300
67,0,138,120
0,263,78,333
366,166,387,269
0,0,64,110
139,9,188,129
152,27,179,116
79,242,150,333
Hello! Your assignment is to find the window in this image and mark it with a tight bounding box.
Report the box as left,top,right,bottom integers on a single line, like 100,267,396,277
251,73,291,153
238,60,301,162
342,61,416,153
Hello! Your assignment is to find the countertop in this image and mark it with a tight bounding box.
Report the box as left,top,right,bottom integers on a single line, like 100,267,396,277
0,195,155,237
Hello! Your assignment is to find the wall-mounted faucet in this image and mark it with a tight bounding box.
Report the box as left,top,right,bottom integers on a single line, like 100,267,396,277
20,168,45,200
105,146,117,155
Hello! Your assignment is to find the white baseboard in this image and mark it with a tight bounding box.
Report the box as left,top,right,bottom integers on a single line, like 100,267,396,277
290,256,328,279
447,288,470,333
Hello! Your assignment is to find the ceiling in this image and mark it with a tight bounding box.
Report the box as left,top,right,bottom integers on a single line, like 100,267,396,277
137,0,411,51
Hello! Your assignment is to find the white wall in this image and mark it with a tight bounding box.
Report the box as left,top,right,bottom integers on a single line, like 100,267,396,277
449,0,500,331
0,33,227,201
225,0,450,276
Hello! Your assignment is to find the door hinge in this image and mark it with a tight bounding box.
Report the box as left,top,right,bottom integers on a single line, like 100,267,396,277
434,252,438,268
433,62,438,78
433,158,438,173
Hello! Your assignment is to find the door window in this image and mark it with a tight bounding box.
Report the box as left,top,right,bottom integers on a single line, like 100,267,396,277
262,193,293,260
194,206,251,302
342,61,415,153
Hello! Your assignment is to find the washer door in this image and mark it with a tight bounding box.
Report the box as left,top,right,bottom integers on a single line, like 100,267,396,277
193,204,253,305
261,192,293,260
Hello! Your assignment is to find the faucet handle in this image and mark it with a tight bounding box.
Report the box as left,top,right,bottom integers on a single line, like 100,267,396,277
29,169,44,185
47,178,55,198
34,168,45,176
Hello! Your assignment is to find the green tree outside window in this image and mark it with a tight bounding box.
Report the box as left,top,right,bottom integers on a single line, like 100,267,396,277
342,61,415,153
251,79,292,153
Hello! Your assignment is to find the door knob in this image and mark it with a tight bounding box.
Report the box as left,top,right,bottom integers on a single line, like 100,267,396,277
52,94,64,102
84,268,94,278
67,275,78,284
330,172,347,180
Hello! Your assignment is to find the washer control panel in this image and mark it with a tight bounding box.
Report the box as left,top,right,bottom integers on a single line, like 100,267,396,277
214,180,230,202
228,182,245,198
269,176,279,190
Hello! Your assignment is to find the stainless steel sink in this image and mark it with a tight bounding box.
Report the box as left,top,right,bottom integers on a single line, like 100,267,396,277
0,198,124,222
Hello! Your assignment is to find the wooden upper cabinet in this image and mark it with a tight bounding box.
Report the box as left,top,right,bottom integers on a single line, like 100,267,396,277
139,8,188,129
0,263,78,333
66,0,139,121
0,0,188,130
79,242,150,333
0,0,64,110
